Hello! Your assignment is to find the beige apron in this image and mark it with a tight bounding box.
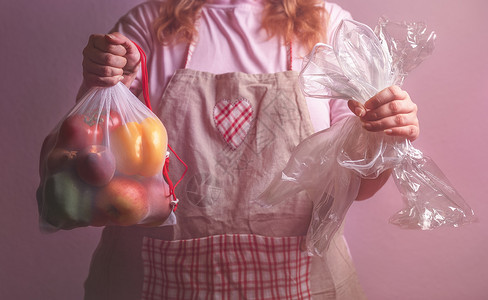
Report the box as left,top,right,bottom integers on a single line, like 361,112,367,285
139,61,366,298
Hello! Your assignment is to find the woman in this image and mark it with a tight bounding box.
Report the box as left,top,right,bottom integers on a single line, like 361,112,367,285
82,1,418,299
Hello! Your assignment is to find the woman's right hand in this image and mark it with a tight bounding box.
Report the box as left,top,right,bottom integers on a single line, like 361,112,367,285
81,32,140,89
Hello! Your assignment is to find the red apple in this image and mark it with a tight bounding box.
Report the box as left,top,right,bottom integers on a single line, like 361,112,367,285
46,147,78,174
94,177,148,226
76,145,116,186
57,114,103,150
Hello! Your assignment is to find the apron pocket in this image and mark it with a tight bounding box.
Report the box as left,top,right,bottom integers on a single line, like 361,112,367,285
141,234,312,300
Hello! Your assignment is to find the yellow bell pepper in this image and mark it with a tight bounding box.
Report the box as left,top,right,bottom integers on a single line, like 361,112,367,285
110,117,167,177
140,117,167,177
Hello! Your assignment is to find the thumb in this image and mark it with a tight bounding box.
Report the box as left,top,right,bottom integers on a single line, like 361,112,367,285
347,100,366,117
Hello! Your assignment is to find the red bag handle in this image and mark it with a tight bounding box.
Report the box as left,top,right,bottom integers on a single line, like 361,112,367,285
132,41,187,211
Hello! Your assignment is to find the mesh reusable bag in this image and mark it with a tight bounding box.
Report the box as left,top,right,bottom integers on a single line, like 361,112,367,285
36,44,183,231
37,83,177,231
259,18,476,255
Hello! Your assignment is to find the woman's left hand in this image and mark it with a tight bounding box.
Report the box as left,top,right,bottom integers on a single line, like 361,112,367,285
348,85,419,141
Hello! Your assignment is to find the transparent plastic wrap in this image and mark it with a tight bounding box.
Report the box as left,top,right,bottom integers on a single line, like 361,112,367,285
37,82,176,231
259,18,476,255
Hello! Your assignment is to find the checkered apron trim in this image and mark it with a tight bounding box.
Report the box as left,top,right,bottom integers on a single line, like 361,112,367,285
141,234,312,300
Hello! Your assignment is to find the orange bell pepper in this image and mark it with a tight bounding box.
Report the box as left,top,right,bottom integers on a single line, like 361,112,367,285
110,117,167,177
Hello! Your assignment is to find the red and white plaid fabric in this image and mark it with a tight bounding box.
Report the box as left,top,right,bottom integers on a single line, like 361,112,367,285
141,234,312,300
213,99,253,149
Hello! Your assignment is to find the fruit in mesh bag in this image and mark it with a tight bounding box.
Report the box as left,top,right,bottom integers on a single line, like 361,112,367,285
139,177,173,227
75,145,116,187
93,177,149,226
46,147,78,174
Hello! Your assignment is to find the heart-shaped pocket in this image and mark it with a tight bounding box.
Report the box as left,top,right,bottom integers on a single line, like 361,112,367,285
213,99,253,149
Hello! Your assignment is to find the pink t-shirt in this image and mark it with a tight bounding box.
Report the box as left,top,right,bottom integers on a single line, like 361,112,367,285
112,0,354,132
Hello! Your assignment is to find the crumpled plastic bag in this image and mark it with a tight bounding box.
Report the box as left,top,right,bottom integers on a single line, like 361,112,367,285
37,82,176,231
259,17,476,255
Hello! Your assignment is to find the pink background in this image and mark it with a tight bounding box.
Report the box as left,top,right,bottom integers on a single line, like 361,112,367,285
1,0,487,299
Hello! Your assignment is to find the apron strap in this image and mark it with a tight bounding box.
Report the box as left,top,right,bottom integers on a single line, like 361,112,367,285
183,18,200,69
287,40,293,71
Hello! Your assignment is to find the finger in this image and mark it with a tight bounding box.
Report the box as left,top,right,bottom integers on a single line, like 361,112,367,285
82,59,124,78
106,32,141,73
106,32,139,57
83,46,128,68
106,33,132,48
83,71,124,87
347,100,366,117
384,125,420,141
362,112,418,132
361,99,417,121
87,34,127,57
85,35,129,71
364,85,408,110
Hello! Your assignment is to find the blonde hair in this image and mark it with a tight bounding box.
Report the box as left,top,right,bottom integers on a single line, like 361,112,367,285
153,0,328,51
